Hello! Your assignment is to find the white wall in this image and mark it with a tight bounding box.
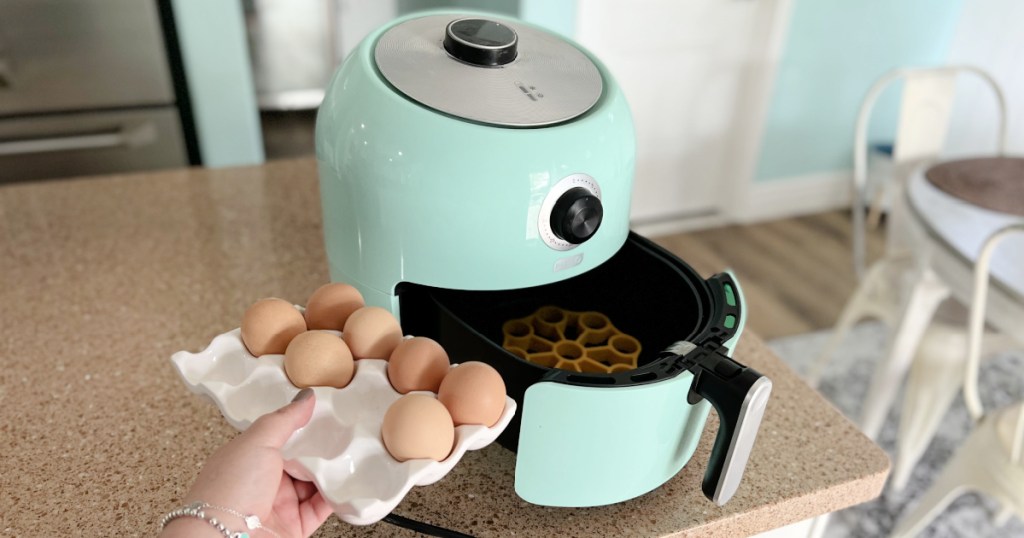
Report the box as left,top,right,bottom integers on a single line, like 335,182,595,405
943,0,1024,158
574,0,791,234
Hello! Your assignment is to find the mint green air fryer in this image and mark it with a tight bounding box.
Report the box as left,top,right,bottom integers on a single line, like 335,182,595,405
316,11,771,509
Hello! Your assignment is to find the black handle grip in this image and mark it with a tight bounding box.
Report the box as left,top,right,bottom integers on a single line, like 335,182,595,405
689,357,772,505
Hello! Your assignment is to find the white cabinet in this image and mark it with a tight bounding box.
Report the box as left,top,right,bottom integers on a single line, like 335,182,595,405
574,0,792,231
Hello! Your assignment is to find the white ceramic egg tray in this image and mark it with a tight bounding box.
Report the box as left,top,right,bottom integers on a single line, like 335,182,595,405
171,327,516,525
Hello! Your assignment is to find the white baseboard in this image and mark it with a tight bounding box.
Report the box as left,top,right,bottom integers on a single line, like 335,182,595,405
732,170,853,224
630,170,853,235
631,212,728,237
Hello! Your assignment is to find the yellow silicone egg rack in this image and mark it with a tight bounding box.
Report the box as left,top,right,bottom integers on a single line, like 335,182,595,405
502,306,641,373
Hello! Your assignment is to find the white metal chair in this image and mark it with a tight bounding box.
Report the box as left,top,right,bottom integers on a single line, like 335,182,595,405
803,65,1016,538
807,67,1010,439
890,222,1024,537
809,66,1008,392
884,160,1024,491
849,65,1008,278
805,182,1024,538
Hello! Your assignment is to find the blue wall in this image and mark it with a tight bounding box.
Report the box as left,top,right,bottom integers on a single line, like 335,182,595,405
755,0,965,181
172,0,264,167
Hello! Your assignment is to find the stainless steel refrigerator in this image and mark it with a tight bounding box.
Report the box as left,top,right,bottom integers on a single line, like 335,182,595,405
0,0,192,183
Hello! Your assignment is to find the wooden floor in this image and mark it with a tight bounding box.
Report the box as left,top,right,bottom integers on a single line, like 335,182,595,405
651,211,885,340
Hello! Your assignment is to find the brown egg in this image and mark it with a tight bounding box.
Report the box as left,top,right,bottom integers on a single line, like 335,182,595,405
381,394,455,462
240,298,307,357
387,337,450,394
342,306,403,360
437,361,506,427
284,331,354,388
304,282,365,331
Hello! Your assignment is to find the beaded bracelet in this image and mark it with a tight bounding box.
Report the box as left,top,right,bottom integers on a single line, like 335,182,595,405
159,501,281,538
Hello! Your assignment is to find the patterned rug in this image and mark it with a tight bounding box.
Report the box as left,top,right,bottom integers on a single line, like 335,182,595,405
767,322,1024,538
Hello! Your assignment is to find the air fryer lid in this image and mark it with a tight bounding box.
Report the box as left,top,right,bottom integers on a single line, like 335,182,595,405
374,14,603,127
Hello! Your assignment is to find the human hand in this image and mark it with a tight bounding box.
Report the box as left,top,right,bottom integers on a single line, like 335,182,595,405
162,388,332,538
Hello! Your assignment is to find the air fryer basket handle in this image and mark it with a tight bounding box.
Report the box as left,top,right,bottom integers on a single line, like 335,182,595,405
690,360,773,505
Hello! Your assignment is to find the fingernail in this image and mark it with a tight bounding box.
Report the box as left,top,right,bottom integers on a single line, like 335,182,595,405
292,388,314,402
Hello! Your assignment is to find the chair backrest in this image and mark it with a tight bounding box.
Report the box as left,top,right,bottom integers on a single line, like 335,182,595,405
961,223,1024,464
851,66,1008,277
894,71,959,162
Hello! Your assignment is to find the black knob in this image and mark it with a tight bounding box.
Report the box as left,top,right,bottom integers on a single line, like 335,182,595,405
443,18,518,67
551,188,603,244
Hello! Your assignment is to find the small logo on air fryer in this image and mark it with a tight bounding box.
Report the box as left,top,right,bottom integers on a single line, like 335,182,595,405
554,253,583,272
515,82,544,101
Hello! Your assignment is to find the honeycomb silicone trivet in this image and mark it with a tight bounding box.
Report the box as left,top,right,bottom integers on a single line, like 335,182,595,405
502,306,641,373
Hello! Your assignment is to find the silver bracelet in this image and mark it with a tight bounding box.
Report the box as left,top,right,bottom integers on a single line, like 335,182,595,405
159,501,281,538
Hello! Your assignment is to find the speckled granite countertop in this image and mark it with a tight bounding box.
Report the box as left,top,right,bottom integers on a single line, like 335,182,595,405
0,159,888,537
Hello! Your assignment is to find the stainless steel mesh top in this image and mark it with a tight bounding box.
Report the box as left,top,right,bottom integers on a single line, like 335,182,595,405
374,14,603,127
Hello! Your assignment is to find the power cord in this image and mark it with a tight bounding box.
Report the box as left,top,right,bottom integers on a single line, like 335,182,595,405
382,513,476,538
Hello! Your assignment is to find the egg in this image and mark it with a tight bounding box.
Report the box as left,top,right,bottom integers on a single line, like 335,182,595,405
304,282,365,331
437,361,506,427
284,331,355,388
342,306,403,360
381,394,455,462
240,298,307,357
387,337,450,394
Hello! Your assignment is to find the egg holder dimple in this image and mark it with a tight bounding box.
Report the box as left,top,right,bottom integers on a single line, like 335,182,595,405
501,306,641,374
170,321,516,526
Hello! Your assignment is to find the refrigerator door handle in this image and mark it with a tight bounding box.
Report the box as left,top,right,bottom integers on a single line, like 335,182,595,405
0,122,157,156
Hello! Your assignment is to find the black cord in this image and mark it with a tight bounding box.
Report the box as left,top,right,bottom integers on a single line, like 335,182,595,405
382,513,476,538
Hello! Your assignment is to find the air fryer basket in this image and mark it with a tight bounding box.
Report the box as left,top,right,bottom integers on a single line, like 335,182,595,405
399,232,725,447
400,232,769,506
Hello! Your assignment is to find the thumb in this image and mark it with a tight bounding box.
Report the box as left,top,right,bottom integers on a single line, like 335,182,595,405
244,388,316,449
